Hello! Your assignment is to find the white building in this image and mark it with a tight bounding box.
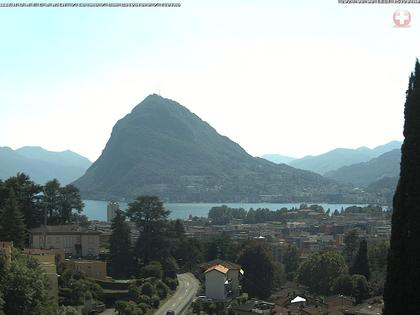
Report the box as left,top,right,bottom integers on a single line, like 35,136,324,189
107,202,120,222
204,260,242,301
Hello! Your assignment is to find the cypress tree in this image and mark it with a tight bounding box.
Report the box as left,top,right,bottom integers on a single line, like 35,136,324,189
350,239,370,280
384,59,420,315
0,189,26,248
109,210,133,279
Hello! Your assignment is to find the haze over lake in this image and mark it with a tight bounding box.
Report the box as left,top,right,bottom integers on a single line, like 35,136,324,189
83,200,368,221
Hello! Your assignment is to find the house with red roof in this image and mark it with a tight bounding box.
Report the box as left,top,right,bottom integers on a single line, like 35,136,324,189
203,260,242,301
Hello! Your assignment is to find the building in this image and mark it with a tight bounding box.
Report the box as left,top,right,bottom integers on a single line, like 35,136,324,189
29,225,101,258
107,202,120,222
230,299,275,315
203,260,242,301
63,259,107,280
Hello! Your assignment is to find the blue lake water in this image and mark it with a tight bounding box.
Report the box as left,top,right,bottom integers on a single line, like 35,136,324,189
82,200,366,221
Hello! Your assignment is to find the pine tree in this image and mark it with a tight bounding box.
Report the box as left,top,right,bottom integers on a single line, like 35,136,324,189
350,239,370,280
109,210,133,279
127,196,170,264
384,59,420,315
0,189,26,248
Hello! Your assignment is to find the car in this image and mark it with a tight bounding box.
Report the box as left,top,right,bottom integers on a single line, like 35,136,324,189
166,311,175,315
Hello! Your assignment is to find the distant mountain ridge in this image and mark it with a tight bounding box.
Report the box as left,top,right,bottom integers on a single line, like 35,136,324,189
16,146,91,169
288,141,402,175
260,154,295,164
73,94,364,203
0,146,91,184
325,149,401,187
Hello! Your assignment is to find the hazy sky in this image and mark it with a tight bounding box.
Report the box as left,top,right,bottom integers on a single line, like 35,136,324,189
1,0,419,161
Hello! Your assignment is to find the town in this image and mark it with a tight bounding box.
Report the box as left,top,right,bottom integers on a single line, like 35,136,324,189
0,180,390,314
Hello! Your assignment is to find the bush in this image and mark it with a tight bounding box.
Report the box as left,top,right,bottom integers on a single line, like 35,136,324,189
58,305,79,315
236,293,248,305
161,257,178,279
137,303,150,313
352,274,370,303
140,282,155,297
137,294,150,305
128,283,140,302
140,261,163,279
192,300,203,313
156,280,170,299
151,295,160,308
205,303,218,315
331,274,354,296
164,278,178,290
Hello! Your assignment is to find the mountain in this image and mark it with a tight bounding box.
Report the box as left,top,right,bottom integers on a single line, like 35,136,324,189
73,94,362,203
0,146,91,185
289,149,372,175
324,149,401,187
260,154,295,164
16,146,91,170
365,176,398,203
289,141,402,175
358,140,402,157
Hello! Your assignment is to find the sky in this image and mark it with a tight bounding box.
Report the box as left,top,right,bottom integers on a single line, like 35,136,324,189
1,0,420,161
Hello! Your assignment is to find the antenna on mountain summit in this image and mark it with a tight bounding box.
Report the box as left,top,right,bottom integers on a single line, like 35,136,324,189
158,85,161,96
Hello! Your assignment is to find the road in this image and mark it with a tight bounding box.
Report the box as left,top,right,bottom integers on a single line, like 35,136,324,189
155,273,200,315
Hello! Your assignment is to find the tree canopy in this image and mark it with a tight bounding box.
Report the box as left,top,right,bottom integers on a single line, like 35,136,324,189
350,239,370,280
384,59,420,315
127,196,170,265
0,189,26,248
109,210,133,279
297,251,347,295
0,249,54,314
238,241,275,299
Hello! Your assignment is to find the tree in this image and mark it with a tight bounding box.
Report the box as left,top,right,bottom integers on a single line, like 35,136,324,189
343,229,359,265
140,261,163,279
3,173,43,229
1,251,54,314
175,238,204,270
58,269,103,306
43,179,61,223
127,196,170,265
283,245,299,277
58,185,84,224
238,241,275,299
115,300,141,315
109,210,133,279
297,251,347,295
368,240,389,273
0,189,26,248
331,274,354,296
384,59,420,315
43,180,84,225
331,274,370,303
205,234,237,262
350,239,370,280
58,305,80,315
140,282,155,297
352,274,370,304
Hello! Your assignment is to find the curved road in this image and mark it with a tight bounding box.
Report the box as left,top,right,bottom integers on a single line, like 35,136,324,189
155,273,200,315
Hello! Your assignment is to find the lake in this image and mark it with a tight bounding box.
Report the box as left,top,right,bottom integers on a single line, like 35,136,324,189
82,200,366,221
